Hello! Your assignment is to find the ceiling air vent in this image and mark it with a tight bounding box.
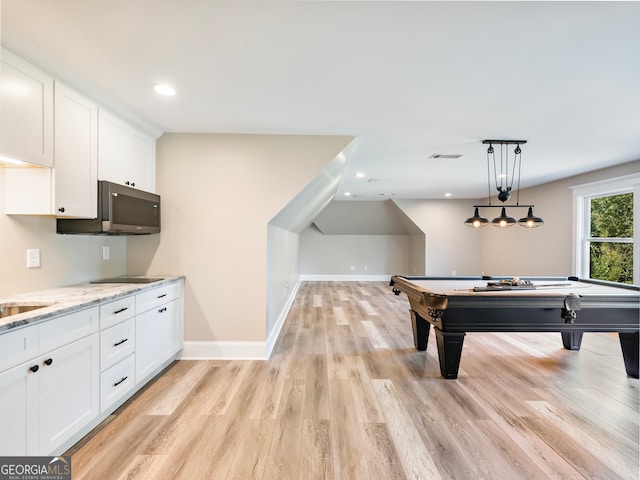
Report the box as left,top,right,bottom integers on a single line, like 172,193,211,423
429,154,463,159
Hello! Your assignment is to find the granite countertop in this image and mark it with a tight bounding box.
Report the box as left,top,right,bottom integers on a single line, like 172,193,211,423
0,276,184,334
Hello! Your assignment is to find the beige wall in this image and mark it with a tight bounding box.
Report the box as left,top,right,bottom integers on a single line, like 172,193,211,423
126,133,351,345
394,199,483,276
300,228,411,276
0,168,127,297
480,160,640,276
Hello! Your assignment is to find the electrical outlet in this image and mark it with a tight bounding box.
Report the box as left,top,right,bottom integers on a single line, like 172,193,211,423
26,249,40,268
350,265,356,271
102,246,110,260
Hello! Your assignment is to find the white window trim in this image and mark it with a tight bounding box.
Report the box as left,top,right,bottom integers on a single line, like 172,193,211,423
571,172,640,284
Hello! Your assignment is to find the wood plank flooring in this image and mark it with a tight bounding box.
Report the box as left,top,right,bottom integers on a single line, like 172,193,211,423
67,281,639,479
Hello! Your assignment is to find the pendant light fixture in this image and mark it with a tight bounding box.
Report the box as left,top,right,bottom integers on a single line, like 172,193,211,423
464,140,544,229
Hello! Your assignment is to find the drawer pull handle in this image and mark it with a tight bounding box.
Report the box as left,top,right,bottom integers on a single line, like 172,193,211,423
158,307,167,313
113,338,129,347
44,358,53,366
114,307,129,314
113,376,128,387
157,294,167,299
29,365,39,373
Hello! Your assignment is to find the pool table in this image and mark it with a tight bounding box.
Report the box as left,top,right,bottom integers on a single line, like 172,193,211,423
389,275,640,379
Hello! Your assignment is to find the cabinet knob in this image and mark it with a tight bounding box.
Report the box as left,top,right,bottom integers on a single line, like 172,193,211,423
30,365,39,373
125,181,130,185
44,358,53,366
58,207,65,213
131,182,135,187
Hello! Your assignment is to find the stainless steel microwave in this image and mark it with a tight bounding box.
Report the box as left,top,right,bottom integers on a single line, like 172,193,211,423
57,181,161,235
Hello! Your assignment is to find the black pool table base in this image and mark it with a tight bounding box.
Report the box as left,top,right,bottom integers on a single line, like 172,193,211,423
411,311,640,379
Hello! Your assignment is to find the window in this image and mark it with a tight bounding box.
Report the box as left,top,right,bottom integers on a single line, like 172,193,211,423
572,173,640,285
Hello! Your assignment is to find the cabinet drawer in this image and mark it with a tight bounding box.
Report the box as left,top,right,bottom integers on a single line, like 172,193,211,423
100,318,135,371
38,307,99,354
100,296,135,330
0,326,38,373
136,282,181,314
100,354,135,413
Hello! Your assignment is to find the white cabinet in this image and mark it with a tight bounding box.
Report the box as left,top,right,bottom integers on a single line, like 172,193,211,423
136,299,181,383
37,334,100,455
0,48,54,167
0,279,183,455
98,109,156,192
0,307,99,456
135,282,182,384
4,82,98,217
98,296,136,413
0,361,35,455
53,83,98,217
100,353,135,413
100,318,135,371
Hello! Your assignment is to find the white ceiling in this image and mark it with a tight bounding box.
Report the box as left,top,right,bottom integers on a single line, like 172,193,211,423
3,1,640,200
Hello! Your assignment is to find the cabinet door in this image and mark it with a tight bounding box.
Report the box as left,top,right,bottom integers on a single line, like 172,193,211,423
129,129,156,193
135,299,180,384
54,83,98,218
37,334,99,455
0,362,38,456
97,109,130,186
0,48,53,167
98,109,156,192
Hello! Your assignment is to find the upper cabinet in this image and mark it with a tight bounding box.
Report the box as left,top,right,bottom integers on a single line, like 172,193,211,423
54,84,99,217
0,48,54,167
98,110,156,193
2,49,160,217
4,83,98,217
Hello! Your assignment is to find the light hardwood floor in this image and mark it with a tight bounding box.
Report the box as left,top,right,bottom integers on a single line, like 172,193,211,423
67,281,639,479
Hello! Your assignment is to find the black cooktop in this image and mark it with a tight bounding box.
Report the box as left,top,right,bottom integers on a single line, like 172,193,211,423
90,276,164,284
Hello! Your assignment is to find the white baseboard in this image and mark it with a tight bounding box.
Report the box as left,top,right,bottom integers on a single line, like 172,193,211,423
180,278,302,361
300,274,391,282
266,277,301,357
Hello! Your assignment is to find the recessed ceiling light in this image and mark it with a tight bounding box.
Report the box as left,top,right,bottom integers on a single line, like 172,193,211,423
344,192,352,197
151,84,176,96
355,172,366,178
444,192,452,197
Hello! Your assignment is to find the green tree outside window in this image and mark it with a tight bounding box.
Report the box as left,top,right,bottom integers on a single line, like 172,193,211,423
588,193,634,284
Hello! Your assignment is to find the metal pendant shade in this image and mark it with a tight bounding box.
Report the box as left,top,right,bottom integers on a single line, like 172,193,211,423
464,207,489,228
518,206,544,228
491,207,516,228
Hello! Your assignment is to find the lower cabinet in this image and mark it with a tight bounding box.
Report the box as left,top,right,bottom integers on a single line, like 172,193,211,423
37,334,100,455
100,354,135,413
0,333,99,456
0,279,183,455
136,299,181,383
0,360,34,455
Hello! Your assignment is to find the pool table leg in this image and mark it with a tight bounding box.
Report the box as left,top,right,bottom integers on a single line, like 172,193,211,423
434,329,466,379
619,332,639,378
410,310,430,351
561,331,583,350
